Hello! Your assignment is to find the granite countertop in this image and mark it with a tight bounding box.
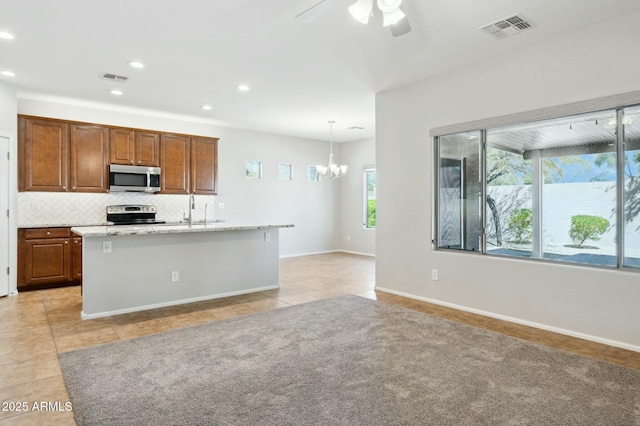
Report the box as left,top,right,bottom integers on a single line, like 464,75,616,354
71,222,294,237
19,222,113,229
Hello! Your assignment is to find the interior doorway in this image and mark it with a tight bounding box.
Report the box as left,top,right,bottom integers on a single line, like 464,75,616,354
0,134,9,297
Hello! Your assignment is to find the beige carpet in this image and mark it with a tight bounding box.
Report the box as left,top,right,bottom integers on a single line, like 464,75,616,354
59,296,640,425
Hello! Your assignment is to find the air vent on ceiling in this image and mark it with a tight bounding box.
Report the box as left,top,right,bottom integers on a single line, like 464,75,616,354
479,14,535,39
100,73,129,83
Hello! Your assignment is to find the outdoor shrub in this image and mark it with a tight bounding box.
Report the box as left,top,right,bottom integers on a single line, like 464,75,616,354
367,200,376,228
508,208,533,244
569,215,610,247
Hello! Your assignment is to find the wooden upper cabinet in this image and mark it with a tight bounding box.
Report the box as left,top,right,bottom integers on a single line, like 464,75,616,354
19,116,69,192
109,129,159,167
110,128,135,165
160,134,190,194
18,116,217,195
191,137,218,195
70,124,109,192
135,132,160,167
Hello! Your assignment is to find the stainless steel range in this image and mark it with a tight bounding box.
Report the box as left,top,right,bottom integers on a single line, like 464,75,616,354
106,205,166,225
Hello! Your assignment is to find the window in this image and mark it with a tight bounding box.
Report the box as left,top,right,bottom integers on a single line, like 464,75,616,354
279,164,293,181
623,106,640,267
434,105,640,270
308,166,319,182
364,168,376,229
436,132,481,251
245,161,262,179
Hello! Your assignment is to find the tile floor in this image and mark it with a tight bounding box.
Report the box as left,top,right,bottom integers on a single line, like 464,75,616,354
0,252,638,425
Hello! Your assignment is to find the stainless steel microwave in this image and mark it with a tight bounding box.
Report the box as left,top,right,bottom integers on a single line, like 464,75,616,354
109,164,161,193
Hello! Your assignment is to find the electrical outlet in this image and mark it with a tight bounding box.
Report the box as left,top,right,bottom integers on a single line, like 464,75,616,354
264,232,271,242
171,271,179,282
218,203,225,210
431,269,439,281
102,241,112,253
346,235,351,242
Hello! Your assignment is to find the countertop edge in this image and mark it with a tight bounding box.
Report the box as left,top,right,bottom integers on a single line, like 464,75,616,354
71,223,295,237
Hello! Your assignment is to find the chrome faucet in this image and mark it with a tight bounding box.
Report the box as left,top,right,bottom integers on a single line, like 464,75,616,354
188,194,195,226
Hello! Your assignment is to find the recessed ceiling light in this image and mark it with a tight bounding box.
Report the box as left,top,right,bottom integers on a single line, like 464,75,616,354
0,31,15,40
201,105,212,110
237,84,250,92
128,61,145,69
1,70,15,77
110,89,123,96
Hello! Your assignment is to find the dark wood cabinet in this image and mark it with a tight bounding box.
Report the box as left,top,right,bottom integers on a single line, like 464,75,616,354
19,116,110,193
19,116,69,192
110,129,159,167
135,131,160,166
19,116,217,195
18,228,81,290
109,128,136,165
72,235,82,280
70,124,109,192
160,135,218,195
160,134,190,194
191,137,218,195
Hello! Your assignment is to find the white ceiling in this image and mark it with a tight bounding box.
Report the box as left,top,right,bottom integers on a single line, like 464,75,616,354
2,0,640,142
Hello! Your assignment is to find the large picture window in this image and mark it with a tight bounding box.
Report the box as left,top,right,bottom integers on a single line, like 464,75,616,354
436,132,481,251
434,106,640,270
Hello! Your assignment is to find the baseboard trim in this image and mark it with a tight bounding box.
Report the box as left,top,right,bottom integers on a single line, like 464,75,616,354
280,250,340,259
280,250,374,259
338,250,375,257
81,285,280,320
375,287,640,354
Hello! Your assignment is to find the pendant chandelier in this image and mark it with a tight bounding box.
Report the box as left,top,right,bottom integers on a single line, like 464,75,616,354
316,120,347,179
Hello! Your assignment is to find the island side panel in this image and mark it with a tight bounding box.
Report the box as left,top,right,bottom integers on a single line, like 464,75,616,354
81,229,280,318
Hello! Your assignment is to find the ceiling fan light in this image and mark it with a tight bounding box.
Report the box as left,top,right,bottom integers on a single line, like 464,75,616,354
349,0,374,24
376,0,402,13
382,7,405,27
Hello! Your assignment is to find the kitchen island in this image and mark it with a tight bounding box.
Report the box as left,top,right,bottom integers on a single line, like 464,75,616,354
71,222,294,319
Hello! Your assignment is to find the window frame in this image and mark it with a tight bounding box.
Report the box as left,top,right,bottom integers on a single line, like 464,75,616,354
364,166,376,229
433,102,640,272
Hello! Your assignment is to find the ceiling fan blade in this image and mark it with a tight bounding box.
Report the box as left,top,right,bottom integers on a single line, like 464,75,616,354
390,16,411,37
295,0,346,23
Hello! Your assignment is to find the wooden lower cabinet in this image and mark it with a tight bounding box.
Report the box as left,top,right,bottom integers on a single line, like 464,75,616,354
18,228,82,291
72,235,82,280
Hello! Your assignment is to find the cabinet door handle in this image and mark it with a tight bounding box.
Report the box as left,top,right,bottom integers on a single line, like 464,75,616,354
63,186,66,190
46,231,51,235
64,241,68,244
72,186,76,190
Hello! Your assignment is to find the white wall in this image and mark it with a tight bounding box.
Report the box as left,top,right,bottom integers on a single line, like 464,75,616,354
376,12,640,350
17,97,340,257
340,137,375,256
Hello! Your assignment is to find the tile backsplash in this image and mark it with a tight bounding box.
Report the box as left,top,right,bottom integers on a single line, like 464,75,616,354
18,192,218,227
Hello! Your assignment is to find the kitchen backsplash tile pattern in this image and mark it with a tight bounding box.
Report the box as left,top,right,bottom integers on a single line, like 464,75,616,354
18,192,218,227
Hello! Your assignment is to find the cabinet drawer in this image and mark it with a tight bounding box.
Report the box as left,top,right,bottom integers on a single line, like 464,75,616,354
24,228,71,239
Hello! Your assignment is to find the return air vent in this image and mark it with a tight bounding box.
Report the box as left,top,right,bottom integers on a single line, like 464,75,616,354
479,14,535,39
100,73,128,83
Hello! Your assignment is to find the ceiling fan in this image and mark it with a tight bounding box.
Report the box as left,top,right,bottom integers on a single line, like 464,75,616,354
296,0,412,37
